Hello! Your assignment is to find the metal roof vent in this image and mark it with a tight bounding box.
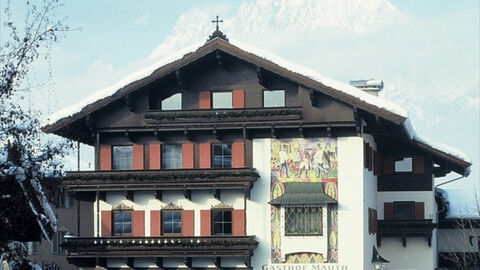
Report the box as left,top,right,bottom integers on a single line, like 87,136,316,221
349,79,384,96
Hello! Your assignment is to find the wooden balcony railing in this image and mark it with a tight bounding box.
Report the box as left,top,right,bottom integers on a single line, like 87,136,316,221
144,107,302,126
63,168,259,194
62,236,258,268
377,219,436,247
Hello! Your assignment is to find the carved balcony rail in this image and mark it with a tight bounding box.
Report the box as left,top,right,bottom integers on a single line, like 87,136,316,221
377,219,435,247
144,107,302,125
63,168,259,193
62,235,258,258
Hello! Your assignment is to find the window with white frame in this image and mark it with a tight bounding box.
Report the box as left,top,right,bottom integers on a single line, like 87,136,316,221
161,93,182,110
112,146,132,170
212,91,232,109
161,144,182,169
263,90,285,107
285,206,323,236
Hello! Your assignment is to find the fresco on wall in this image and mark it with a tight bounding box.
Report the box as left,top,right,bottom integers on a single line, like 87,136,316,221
285,253,324,263
271,138,338,263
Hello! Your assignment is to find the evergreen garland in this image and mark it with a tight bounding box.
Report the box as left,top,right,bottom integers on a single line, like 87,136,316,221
144,108,301,121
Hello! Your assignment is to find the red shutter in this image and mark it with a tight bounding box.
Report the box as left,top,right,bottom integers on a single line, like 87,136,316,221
413,156,425,174
384,203,394,220
374,151,382,176
233,209,245,236
232,141,245,168
199,143,211,168
149,144,161,170
415,202,425,219
133,210,145,236
182,143,194,169
200,210,211,236
182,210,195,236
133,144,144,170
199,91,211,109
232,89,245,108
101,211,112,236
100,145,112,171
383,156,394,174
150,210,161,236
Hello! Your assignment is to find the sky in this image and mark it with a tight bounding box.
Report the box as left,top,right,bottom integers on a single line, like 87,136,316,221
3,0,479,216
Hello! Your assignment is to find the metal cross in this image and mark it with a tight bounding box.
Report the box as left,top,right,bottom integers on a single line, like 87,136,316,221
211,16,223,31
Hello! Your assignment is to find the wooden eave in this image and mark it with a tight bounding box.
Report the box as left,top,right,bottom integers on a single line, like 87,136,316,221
42,38,405,135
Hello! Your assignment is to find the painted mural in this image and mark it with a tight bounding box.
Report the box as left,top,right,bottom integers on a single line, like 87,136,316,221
285,253,324,263
271,138,338,263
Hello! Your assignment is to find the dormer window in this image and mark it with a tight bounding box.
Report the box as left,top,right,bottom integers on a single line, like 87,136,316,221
161,93,182,110
263,90,285,107
212,91,232,109
395,157,412,172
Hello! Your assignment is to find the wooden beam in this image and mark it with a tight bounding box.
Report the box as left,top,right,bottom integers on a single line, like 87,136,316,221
154,257,165,269
213,125,220,140
309,88,316,106
299,125,304,138
326,126,332,138
154,190,163,201
126,257,134,268
271,125,276,139
257,66,266,87
154,128,163,142
125,190,134,201
214,257,221,268
175,70,186,89
216,50,224,68
184,127,191,141
213,189,220,200
125,94,135,112
85,114,96,138
184,257,192,268
243,125,249,140
184,190,191,201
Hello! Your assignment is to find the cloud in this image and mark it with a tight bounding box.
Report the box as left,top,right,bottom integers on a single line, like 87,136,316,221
87,59,114,73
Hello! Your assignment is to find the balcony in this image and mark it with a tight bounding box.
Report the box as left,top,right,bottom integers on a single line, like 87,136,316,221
63,236,258,269
377,219,435,247
144,107,302,127
64,168,259,196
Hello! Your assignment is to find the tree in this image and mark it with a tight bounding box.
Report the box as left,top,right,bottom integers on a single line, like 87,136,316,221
0,0,71,268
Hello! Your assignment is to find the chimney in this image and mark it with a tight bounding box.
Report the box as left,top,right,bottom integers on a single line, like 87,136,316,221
349,79,384,96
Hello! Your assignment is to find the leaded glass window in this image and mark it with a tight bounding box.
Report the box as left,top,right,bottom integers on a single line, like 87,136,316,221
162,211,182,235
285,206,322,236
113,211,132,235
112,146,132,170
161,144,182,169
212,210,232,235
212,144,231,168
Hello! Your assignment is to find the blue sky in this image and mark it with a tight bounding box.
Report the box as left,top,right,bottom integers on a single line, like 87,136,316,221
4,0,479,215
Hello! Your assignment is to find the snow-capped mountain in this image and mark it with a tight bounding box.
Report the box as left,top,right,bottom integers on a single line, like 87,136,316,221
149,0,405,60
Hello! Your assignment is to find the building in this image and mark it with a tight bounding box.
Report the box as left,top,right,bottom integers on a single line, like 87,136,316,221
41,29,473,269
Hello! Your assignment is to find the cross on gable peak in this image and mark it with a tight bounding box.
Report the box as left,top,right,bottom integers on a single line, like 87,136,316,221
207,15,228,42
212,15,223,31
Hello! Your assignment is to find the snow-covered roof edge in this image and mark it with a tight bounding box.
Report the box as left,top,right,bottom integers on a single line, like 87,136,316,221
43,37,471,170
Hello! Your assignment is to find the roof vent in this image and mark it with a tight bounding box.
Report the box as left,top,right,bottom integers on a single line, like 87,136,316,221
349,79,384,96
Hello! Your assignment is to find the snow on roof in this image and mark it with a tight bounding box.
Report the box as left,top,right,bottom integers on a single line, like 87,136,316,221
43,37,471,166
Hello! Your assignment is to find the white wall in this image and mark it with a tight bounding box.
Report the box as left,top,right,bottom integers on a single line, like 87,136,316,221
377,191,436,220
379,238,435,270
337,136,366,267
363,133,378,270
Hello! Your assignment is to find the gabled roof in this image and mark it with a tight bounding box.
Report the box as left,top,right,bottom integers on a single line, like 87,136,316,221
42,37,472,175
269,183,337,206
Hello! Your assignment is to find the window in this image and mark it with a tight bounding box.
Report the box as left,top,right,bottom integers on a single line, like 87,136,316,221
162,211,182,235
52,230,68,254
212,91,232,109
212,144,232,168
212,209,232,235
263,90,285,107
161,93,182,110
112,146,132,170
161,144,182,169
285,206,322,236
395,157,412,172
113,211,132,235
394,201,415,220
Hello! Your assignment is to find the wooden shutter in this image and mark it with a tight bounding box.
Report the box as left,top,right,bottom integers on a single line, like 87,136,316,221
101,211,112,236
233,209,245,236
372,209,378,233
132,144,144,170
199,91,211,109
133,210,145,236
150,210,161,236
384,203,394,220
182,143,194,169
149,144,161,170
415,202,425,219
199,143,211,168
368,208,372,234
383,156,394,175
413,156,425,174
182,210,195,236
232,141,245,168
200,210,211,236
232,89,245,108
100,145,112,171
374,151,382,176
